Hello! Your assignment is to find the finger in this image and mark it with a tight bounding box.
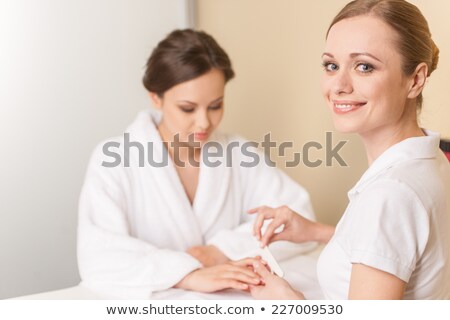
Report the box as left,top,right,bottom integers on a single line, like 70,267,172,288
261,219,285,246
257,257,269,265
248,206,275,217
228,265,262,281
252,260,273,279
221,279,249,291
247,205,268,214
231,257,262,268
222,270,261,285
254,212,266,239
253,207,279,239
269,232,285,243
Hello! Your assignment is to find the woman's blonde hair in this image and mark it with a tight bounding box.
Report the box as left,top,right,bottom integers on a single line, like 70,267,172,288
327,0,439,111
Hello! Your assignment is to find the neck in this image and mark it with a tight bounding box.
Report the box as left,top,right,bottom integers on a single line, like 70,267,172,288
157,123,201,167
360,120,424,165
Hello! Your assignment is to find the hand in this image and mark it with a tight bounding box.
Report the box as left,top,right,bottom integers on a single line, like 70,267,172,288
249,260,305,300
174,258,264,293
248,205,317,247
187,245,229,267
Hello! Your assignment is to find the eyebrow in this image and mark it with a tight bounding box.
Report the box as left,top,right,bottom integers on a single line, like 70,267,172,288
176,96,224,106
322,52,382,62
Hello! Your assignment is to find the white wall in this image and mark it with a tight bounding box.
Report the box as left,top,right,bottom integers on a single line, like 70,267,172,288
0,0,194,299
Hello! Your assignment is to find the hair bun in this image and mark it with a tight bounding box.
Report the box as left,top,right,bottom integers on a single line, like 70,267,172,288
429,40,440,76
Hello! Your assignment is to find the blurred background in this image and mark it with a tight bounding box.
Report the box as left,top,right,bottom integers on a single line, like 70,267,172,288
1,0,449,299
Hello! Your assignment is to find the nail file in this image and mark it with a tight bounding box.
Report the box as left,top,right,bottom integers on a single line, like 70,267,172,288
260,244,285,278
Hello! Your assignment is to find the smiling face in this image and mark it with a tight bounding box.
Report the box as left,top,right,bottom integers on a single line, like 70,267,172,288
321,15,417,138
150,68,225,148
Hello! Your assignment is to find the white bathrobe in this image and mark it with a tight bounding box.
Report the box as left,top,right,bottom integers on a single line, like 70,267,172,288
77,109,315,298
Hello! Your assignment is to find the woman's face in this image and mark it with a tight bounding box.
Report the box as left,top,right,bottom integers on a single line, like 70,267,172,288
321,15,413,137
151,68,225,147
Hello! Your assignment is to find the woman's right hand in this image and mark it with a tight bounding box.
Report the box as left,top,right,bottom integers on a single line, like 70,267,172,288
174,258,263,293
248,205,320,247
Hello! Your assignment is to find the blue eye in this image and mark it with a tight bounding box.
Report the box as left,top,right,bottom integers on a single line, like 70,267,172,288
356,63,374,73
322,62,338,72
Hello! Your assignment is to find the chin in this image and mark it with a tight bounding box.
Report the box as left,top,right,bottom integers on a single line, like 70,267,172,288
332,120,361,134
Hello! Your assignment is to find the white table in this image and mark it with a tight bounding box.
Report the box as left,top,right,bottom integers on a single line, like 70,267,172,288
12,246,324,300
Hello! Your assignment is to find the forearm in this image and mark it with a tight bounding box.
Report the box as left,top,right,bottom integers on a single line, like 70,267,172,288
173,269,199,290
187,245,230,267
311,222,335,244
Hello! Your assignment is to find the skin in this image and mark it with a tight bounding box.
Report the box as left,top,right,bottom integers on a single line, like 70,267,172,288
150,68,263,291
175,258,264,293
249,15,428,300
150,68,226,205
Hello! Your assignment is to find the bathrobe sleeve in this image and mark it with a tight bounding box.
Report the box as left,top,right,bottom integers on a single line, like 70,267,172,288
207,136,317,261
77,143,202,298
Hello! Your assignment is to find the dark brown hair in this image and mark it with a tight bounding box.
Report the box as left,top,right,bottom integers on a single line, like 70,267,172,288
142,29,235,97
327,0,439,111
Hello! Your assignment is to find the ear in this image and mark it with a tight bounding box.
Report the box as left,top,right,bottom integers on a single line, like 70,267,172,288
149,92,163,110
407,62,428,99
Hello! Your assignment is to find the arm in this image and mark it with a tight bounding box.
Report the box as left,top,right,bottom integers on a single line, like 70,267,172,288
349,264,406,299
186,245,230,267
77,147,202,298
78,145,261,297
344,179,429,299
207,139,319,261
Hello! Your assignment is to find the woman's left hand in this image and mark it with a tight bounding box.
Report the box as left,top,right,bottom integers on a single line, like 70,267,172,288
249,260,305,300
187,245,229,267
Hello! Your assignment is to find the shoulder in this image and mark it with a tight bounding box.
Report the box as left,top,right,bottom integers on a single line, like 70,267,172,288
362,158,446,213
343,177,430,251
83,136,129,185
353,177,427,217
89,136,125,166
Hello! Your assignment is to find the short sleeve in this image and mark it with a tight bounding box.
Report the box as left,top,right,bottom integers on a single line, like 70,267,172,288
347,179,430,282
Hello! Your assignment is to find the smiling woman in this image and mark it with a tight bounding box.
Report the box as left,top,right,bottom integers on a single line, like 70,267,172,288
321,15,426,150
249,0,450,300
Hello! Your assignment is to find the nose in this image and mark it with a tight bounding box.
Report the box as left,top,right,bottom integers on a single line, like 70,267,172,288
196,109,210,130
333,69,353,95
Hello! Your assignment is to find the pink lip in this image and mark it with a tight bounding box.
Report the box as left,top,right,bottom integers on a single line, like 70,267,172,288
194,132,209,140
332,100,367,114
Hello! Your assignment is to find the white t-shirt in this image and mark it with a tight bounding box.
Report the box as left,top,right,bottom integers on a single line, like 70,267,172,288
317,130,450,299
